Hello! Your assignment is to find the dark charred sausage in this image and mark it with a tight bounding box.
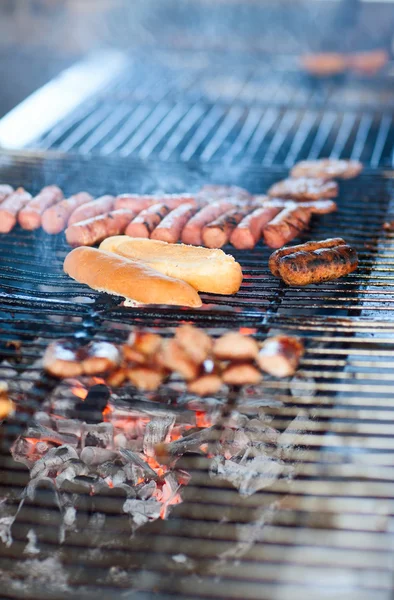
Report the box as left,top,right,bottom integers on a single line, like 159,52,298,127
65,209,135,247
18,185,64,230
68,195,115,226
268,177,338,201
151,203,197,243
230,205,282,249
277,244,358,286
181,200,237,246
125,203,171,238
269,238,347,277
42,192,93,234
0,188,32,233
263,206,312,249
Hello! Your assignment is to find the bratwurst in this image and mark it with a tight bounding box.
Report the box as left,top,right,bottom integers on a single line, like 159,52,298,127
269,238,358,286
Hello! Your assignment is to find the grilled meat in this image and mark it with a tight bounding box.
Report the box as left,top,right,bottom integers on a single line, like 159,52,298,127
268,177,338,201
257,335,304,377
65,209,135,247
42,192,93,234
18,185,63,230
291,159,363,180
263,206,312,249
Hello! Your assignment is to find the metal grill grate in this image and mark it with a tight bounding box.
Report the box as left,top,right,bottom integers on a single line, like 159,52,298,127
1,153,394,599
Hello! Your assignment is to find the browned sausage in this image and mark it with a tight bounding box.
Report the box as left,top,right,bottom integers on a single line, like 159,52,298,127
230,205,282,249
266,198,337,215
202,206,256,249
125,203,171,238
269,238,346,277
268,177,338,201
278,244,358,286
300,53,347,76
151,203,197,243
346,50,388,75
68,195,114,226
18,185,63,230
181,200,237,246
290,159,363,180
257,335,304,377
65,209,135,247
198,184,251,202
0,185,14,203
115,193,196,212
263,206,312,249
0,188,32,233
42,192,93,234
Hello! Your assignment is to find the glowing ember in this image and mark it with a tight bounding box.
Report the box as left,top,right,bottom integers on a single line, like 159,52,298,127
195,411,212,429
239,327,257,335
71,386,88,400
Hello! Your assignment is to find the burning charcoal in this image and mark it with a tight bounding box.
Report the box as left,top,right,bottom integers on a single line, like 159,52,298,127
80,446,118,466
25,476,61,503
96,462,127,487
222,363,262,386
119,448,160,481
55,418,83,438
158,339,200,381
244,419,280,444
60,475,99,495
187,373,222,397
34,411,52,427
127,366,166,391
136,480,157,500
43,341,83,378
122,498,161,527
257,335,304,378
210,454,283,496
155,426,217,463
220,429,250,459
82,342,120,375
30,445,79,479
143,415,175,457
11,437,36,468
114,433,128,449
0,382,14,420
24,423,78,447
81,422,114,448
175,325,213,365
35,442,50,455
213,332,259,361
74,384,111,423
122,461,144,485
56,459,90,487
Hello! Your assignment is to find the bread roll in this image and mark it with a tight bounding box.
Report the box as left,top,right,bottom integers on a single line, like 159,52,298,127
64,247,202,308
99,236,243,295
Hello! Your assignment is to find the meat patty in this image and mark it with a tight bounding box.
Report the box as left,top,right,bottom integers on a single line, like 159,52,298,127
291,159,363,180
268,177,338,201
275,243,358,286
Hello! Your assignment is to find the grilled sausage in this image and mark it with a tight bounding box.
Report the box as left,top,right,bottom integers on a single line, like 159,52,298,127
125,203,171,238
202,206,256,249
65,209,135,247
115,193,196,212
269,238,347,277
268,177,338,201
277,244,358,286
267,198,337,215
18,185,63,230
230,205,282,249
257,335,304,377
181,200,237,246
68,195,115,226
151,203,197,243
0,184,14,203
291,159,363,180
346,50,388,75
263,206,312,249
0,188,32,233
300,53,347,76
42,192,93,234
198,184,251,202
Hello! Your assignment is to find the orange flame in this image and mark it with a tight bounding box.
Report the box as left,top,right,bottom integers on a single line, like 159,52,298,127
71,387,88,400
195,411,212,429
239,327,257,335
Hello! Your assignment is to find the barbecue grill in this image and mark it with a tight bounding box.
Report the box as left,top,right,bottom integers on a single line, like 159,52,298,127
1,2,394,599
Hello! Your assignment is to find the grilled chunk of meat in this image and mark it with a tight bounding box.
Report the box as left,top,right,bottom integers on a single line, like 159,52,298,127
188,374,222,396
263,206,312,249
175,325,213,365
291,159,363,180
222,363,262,386
269,238,347,278
0,188,32,233
127,366,166,391
42,192,93,234
181,200,238,246
213,332,259,361
125,203,170,238
151,203,197,243
158,339,200,381
268,177,338,201
68,195,115,226
18,185,63,230
65,209,135,246
44,341,120,378
230,205,282,249
202,206,256,249
257,335,304,377
273,241,358,286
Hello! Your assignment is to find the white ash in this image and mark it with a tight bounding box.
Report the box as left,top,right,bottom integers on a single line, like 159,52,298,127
290,373,316,398
210,454,284,497
81,422,114,449
0,515,14,547
24,529,40,555
123,498,161,527
172,554,188,563
30,445,79,479
143,415,175,457
136,480,157,500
